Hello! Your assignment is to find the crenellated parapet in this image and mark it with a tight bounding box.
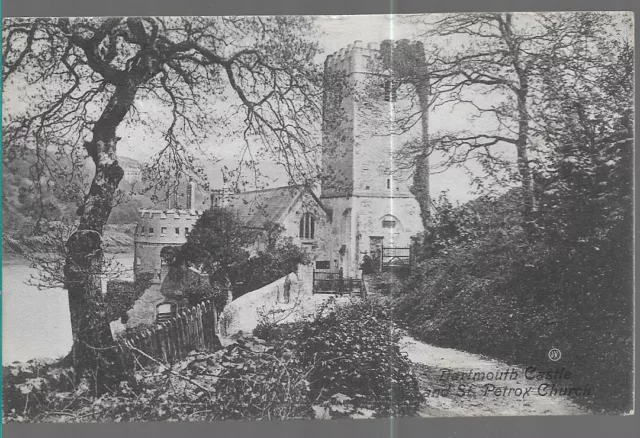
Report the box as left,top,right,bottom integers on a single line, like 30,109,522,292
324,40,382,75
138,208,204,220
134,208,204,281
135,209,204,242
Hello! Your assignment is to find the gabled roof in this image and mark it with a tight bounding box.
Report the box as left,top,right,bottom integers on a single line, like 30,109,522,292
225,185,327,228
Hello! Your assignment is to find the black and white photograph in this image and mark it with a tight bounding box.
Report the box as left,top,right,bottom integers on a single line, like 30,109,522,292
1,12,634,423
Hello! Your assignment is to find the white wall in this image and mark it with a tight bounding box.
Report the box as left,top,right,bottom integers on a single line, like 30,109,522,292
218,264,316,339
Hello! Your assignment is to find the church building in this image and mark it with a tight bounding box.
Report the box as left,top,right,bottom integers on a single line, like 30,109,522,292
133,40,424,289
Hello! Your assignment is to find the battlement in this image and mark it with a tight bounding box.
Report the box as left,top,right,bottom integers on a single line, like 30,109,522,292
325,40,382,74
139,209,204,220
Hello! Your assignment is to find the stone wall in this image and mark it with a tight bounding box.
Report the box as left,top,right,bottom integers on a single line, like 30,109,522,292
134,209,203,282
321,41,418,199
354,196,422,250
320,195,422,277
123,283,165,328
219,265,314,339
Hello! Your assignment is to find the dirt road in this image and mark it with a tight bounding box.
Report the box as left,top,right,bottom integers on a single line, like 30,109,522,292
400,336,587,417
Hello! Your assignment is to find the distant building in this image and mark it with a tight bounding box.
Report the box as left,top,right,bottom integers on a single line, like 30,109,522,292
123,166,142,183
119,156,143,183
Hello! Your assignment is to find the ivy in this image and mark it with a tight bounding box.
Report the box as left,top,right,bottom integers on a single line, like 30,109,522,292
104,272,154,324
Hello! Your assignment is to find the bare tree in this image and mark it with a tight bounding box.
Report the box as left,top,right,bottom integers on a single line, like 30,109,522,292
368,13,623,232
432,13,628,224
2,16,322,392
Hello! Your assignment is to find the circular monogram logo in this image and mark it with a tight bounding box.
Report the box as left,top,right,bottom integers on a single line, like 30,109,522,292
548,348,562,361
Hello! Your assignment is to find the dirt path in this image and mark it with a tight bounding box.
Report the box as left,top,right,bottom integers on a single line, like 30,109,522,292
400,336,587,417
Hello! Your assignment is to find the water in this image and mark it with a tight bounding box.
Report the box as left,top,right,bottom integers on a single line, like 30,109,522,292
2,254,134,365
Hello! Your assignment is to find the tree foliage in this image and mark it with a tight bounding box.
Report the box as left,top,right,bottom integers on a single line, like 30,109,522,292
174,207,258,284
395,37,633,411
534,40,633,250
175,209,309,300
2,15,322,392
377,39,433,229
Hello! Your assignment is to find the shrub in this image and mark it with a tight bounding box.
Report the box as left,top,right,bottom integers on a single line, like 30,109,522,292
254,299,423,418
2,360,77,422
172,211,309,300
5,298,423,422
395,191,633,414
301,300,422,418
232,239,308,297
104,272,154,324
206,336,312,421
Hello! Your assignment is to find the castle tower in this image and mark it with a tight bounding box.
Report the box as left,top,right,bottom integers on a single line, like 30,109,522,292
133,208,203,283
320,41,423,277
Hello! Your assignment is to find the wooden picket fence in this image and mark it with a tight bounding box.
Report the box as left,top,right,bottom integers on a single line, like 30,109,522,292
120,300,220,367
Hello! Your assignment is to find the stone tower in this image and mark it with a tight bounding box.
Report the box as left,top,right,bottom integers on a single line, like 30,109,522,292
320,41,423,277
134,208,203,282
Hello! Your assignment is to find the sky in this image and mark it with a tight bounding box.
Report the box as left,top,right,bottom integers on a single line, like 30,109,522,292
310,15,486,203
109,14,488,204
13,14,631,205
4,13,633,204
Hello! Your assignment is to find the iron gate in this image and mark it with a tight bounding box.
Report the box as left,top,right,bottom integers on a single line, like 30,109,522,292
312,270,366,298
381,246,412,272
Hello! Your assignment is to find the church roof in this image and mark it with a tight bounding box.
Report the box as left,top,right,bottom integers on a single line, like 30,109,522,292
225,185,325,228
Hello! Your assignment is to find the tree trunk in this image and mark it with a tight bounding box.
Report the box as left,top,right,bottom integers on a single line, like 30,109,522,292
500,13,536,232
411,77,431,232
63,84,137,394
516,88,536,234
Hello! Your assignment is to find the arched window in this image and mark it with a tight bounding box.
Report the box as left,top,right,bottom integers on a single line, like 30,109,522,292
382,218,396,228
299,213,315,240
381,214,402,230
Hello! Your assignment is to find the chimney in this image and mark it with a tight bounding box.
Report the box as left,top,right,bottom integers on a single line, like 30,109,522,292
187,180,196,210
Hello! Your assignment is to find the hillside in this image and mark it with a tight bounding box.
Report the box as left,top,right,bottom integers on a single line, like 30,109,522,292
2,224,135,257
2,150,211,239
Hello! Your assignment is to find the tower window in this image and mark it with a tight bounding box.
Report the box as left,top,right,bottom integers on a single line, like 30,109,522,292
383,80,397,102
185,227,189,236
161,227,167,236
175,227,180,235
299,213,315,240
387,179,391,189
135,225,139,234
382,220,396,229
148,227,154,236
141,226,146,234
